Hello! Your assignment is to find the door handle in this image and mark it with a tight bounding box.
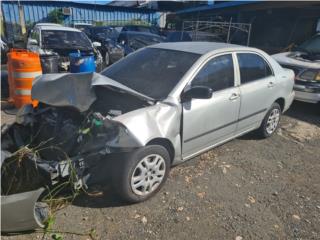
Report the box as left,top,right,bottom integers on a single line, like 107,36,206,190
229,93,240,100
268,82,275,88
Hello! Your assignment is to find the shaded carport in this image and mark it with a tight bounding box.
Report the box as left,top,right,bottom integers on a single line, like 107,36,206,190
167,1,320,53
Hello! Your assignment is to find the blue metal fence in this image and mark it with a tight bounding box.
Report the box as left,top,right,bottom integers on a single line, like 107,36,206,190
1,0,158,41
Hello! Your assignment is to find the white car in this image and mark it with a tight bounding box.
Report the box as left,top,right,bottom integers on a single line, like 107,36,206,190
273,34,320,104
26,24,102,71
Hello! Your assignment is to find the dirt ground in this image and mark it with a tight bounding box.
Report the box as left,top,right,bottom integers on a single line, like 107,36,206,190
1,101,320,240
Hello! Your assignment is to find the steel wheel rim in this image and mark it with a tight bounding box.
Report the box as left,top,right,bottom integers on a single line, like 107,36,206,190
131,154,166,196
266,108,280,134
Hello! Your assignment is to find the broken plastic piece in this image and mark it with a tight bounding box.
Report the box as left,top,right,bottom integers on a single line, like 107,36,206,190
1,188,49,232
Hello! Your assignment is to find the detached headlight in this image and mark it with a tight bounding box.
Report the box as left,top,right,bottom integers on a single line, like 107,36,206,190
297,69,320,82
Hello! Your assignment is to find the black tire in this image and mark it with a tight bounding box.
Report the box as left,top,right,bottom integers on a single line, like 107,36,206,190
112,145,171,203
256,102,282,138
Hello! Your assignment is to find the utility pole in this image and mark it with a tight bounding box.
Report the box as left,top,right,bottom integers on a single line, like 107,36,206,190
17,0,26,35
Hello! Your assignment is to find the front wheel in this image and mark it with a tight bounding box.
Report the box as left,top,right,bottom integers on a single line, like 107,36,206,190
112,145,171,203
256,102,281,138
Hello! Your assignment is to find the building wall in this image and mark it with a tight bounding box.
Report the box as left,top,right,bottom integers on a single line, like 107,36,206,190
1,0,158,41
168,1,320,53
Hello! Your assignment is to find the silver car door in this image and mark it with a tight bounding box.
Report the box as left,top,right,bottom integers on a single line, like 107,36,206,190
236,52,277,133
182,53,240,159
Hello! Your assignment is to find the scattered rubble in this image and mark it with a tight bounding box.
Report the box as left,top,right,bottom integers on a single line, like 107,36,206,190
279,120,320,142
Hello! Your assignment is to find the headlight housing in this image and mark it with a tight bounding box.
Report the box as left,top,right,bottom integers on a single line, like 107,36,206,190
296,69,320,82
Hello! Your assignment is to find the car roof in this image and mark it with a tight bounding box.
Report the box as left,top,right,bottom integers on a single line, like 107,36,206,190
124,25,152,28
120,31,162,37
74,23,92,26
35,23,62,27
151,42,252,54
92,26,114,29
39,25,82,32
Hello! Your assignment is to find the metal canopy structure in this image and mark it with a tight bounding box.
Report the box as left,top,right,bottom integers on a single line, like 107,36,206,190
1,0,158,41
182,20,252,46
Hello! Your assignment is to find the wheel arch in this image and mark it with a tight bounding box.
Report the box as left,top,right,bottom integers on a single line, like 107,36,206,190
275,97,285,112
146,138,175,164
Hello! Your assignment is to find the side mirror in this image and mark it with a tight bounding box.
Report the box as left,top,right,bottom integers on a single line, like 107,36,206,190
28,39,38,45
182,86,213,101
92,41,101,47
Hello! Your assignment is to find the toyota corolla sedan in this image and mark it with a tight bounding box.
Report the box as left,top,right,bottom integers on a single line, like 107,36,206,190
1,42,295,231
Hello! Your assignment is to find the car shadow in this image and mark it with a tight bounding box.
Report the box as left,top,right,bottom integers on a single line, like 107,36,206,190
239,100,320,141
237,131,259,140
72,185,131,208
284,101,320,127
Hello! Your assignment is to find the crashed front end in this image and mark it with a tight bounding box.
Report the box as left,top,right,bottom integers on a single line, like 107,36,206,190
1,73,149,232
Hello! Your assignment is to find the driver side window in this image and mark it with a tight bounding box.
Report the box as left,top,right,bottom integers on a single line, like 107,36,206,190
192,54,235,92
31,28,40,43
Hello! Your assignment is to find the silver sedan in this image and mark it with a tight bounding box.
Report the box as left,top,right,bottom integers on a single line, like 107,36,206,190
4,42,295,206
97,42,295,202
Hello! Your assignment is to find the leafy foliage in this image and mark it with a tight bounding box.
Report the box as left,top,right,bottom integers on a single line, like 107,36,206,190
48,9,64,24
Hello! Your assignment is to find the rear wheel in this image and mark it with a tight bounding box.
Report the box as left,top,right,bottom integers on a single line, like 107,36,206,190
112,145,170,203
256,102,281,138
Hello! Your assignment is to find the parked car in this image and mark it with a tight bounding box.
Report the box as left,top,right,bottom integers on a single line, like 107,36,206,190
121,25,161,36
189,31,225,42
165,31,192,42
73,22,92,32
84,26,124,65
2,42,295,223
118,31,164,55
272,33,320,104
26,24,103,72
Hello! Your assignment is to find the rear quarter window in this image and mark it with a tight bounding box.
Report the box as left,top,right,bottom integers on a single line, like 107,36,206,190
237,53,273,84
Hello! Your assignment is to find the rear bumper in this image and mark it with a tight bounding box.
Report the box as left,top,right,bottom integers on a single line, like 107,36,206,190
284,91,295,112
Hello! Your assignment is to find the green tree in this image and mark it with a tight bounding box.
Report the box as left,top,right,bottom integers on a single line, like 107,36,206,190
48,9,64,24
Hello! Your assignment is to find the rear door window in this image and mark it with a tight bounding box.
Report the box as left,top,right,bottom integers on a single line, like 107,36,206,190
191,54,235,92
237,53,272,84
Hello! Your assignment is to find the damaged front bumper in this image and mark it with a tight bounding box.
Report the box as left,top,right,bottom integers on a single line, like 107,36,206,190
1,188,48,233
1,104,144,232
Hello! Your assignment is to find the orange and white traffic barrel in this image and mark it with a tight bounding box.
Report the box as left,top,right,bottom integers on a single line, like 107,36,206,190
7,49,42,108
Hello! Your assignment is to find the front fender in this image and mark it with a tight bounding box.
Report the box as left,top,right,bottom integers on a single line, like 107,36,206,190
1,188,49,232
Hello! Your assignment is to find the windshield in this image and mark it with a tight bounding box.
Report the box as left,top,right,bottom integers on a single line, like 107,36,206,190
298,35,320,54
127,34,163,50
124,26,160,35
42,30,92,49
101,48,200,99
92,27,119,40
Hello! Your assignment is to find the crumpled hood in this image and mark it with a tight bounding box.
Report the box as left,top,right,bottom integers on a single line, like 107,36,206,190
31,72,154,112
272,51,320,69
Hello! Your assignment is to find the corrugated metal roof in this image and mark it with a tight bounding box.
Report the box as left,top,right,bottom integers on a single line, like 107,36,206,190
175,1,261,14
1,0,158,41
